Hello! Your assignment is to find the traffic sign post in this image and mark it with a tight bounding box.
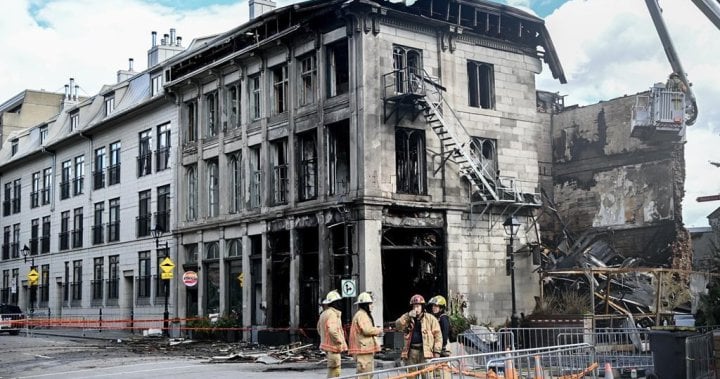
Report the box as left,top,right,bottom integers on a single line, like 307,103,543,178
341,279,357,298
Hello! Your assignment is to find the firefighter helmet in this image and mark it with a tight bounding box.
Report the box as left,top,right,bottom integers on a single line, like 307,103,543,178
429,295,447,307
323,290,342,304
355,291,374,304
409,294,426,305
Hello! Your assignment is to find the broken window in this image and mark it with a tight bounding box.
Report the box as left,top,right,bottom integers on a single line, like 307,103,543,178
250,75,261,121
327,121,350,196
269,231,290,327
272,64,288,115
184,100,197,143
395,128,427,195
297,228,319,331
393,45,423,94
206,92,218,138
228,152,242,213
249,145,262,209
468,60,495,109
207,159,219,217
271,138,288,205
249,235,263,325
326,39,349,97
298,54,316,106
297,130,317,201
186,165,197,221
226,83,240,129
470,137,498,181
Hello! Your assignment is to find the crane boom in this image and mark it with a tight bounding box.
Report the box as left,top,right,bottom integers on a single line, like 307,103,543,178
691,0,720,30
644,0,698,125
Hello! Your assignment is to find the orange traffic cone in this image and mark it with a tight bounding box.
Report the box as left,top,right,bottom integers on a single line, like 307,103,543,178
534,355,544,379
604,363,614,379
505,357,517,379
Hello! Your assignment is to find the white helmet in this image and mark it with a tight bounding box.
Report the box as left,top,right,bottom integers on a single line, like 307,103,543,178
354,291,374,305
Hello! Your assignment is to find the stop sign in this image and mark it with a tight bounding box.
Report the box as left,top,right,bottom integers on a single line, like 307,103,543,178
182,271,198,287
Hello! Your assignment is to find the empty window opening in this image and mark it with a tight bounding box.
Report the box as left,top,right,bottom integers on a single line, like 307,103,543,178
250,75,262,121
298,54,317,106
326,39,349,97
468,61,495,109
204,242,220,313
298,130,317,201
249,145,262,208
395,128,427,195
207,159,219,217
206,92,218,138
272,65,288,115
271,139,288,205
393,45,423,94
226,83,240,129
327,120,350,196
297,228,319,333
184,101,197,143
249,235,263,325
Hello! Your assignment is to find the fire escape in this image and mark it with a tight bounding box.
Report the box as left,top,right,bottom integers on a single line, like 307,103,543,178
382,68,541,221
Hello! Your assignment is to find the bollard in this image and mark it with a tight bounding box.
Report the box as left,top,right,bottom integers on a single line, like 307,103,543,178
99,308,103,333
130,309,134,334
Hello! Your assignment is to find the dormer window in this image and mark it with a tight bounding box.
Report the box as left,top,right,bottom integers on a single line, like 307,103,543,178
39,125,48,144
151,75,163,96
10,139,18,156
104,94,115,116
70,111,79,131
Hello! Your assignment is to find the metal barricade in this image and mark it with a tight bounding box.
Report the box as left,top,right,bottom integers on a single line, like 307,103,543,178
457,329,515,354
557,328,653,373
686,331,716,379
337,343,598,379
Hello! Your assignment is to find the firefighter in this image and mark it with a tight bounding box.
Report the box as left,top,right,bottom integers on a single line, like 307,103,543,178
317,290,348,378
428,295,451,356
395,294,442,369
349,291,383,379
666,72,687,93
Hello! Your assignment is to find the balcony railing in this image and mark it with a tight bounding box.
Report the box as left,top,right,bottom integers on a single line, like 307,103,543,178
91,280,104,301
60,181,70,200
30,191,39,208
92,225,104,245
136,276,151,299
136,215,151,237
154,211,170,234
11,198,19,213
250,171,262,209
299,158,317,201
156,147,170,171
72,229,83,248
40,236,50,254
107,278,119,300
41,188,50,205
273,165,288,205
10,242,18,258
93,170,105,190
73,176,84,196
107,164,121,185
71,281,82,301
107,221,120,242
59,231,70,251
137,154,152,177
29,238,38,255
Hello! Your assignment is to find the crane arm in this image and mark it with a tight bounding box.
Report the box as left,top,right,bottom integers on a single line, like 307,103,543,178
691,0,720,30
645,0,698,125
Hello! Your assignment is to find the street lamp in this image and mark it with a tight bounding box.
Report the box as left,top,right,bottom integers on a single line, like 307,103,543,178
503,216,521,328
21,245,36,316
151,225,170,336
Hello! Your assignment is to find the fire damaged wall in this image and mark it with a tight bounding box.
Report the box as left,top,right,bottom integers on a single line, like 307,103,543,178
546,94,689,266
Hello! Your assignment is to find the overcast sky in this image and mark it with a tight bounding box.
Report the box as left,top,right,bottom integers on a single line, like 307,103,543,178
1,0,718,227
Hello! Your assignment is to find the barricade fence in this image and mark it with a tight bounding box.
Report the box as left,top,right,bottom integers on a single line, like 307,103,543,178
686,331,715,379
337,343,598,379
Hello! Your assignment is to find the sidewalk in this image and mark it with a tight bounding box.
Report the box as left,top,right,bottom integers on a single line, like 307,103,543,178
24,327,141,342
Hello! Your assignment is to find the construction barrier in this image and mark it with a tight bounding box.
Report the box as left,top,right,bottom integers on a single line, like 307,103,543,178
556,328,653,373
685,331,715,379
337,343,598,379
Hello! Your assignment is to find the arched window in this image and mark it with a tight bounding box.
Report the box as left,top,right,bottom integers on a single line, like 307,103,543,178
227,239,241,257
207,160,219,217
205,242,220,260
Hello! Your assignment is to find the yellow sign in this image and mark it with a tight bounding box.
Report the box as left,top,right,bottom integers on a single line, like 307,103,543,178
160,257,175,273
237,272,244,288
161,272,174,280
27,269,39,286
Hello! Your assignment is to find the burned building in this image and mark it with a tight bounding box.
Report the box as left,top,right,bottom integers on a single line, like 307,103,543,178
539,93,690,269
165,0,566,332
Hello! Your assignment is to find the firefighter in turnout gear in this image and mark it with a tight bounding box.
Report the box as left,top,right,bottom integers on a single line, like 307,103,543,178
395,294,442,369
349,291,382,379
428,295,451,357
317,290,348,377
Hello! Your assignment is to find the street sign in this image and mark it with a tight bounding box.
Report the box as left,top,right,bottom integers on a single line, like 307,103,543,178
341,279,356,298
160,257,175,273
182,271,198,287
237,272,244,287
161,272,173,280
27,269,39,286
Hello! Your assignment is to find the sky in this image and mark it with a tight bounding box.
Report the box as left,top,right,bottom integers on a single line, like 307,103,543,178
1,0,718,227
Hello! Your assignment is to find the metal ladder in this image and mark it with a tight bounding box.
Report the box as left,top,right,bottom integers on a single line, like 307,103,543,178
416,70,503,202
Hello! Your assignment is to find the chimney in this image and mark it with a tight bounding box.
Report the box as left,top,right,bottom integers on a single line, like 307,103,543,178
74,85,79,101
249,0,276,20
117,58,135,83
151,31,157,47
69,78,75,100
64,84,69,100
147,28,186,67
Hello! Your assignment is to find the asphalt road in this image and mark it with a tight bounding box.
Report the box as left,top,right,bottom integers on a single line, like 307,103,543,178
0,335,329,378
